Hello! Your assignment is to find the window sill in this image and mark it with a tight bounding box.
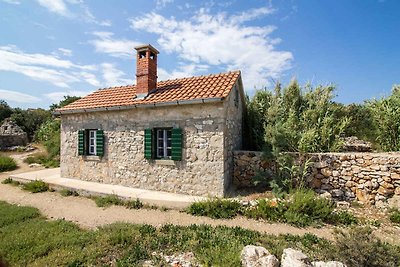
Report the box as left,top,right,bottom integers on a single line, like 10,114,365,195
155,159,175,166
83,155,101,161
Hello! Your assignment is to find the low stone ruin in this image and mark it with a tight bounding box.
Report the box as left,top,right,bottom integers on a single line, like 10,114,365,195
342,136,372,152
0,118,28,150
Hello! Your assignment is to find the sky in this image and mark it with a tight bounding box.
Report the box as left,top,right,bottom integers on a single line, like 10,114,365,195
0,0,399,109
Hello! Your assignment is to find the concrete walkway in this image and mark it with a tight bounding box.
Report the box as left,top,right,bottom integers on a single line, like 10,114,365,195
10,168,206,209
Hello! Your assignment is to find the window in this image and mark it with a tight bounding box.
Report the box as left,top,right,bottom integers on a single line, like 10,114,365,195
144,128,182,161
78,129,104,157
156,129,172,158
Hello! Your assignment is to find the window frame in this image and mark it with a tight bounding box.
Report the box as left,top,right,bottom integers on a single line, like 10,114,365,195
155,128,172,159
87,130,97,156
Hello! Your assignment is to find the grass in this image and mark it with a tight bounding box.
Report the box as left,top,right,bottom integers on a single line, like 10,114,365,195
389,209,400,224
22,180,49,193
1,177,20,186
187,198,242,219
23,153,59,168
93,195,145,210
0,155,17,172
0,201,399,266
60,189,79,197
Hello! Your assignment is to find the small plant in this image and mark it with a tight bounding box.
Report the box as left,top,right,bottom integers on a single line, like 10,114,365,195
389,209,400,224
125,198,143,209
94,195,122,207
2,177,13,184
0,155,17,172
24,154,59,168
330,211,358,226
367,219,381,227
60,189,79,197
22,180,49,193
187,198,242,219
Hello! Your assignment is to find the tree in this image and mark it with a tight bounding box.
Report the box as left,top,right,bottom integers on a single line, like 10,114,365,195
0,100,13,123
50,95,81,111
10,108,51,141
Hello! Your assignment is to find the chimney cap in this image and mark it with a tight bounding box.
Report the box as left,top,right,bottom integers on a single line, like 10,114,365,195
134,44,159,54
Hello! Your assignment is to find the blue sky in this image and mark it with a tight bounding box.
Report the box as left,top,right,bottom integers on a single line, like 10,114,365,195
0,0,399,109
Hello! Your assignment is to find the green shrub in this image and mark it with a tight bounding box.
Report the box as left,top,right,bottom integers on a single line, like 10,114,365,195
330,211,358,226
22,180,49,193
0,156,17,172
0,201,40,227
187,199,242,219
24,154,59,168
389,209,400,224
60,189,79,197
125,199,143,209
2,177,13,184
94,195,123,207
245,199,285,222
334,227,400,267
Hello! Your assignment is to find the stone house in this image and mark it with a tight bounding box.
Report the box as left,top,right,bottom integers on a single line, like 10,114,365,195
55,44,245,197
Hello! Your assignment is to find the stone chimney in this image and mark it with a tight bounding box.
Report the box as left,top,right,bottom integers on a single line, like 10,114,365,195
135,44,159,99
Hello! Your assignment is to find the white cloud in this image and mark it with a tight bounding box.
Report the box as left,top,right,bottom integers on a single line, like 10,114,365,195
156,0,173,9
1,0,20,4
37,0,70,17
54,48,73,57
101,63,131,87
130,7,293,89
0,45,97,88
89,32,140,58
0,89,40,103
45,90,91,103
82,5,112,26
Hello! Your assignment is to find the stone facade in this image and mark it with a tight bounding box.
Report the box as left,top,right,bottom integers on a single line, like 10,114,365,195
0,119,28,149
234,151,400,205
60,83,243,197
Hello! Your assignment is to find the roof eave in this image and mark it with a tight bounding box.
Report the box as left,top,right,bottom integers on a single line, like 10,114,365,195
52,97,225,115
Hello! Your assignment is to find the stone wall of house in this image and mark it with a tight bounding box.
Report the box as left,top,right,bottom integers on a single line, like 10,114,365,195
0,119,28,149
223,81,244,192
234,151,400,205
60,101,233,197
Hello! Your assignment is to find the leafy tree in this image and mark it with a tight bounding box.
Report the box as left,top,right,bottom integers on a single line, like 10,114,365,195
36,119,61,158
367,85,400,151
50,95,81,111
0,100,13,123
10,108,51,140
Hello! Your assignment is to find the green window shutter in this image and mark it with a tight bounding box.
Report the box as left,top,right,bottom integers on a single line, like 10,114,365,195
96,130,104,157
171,128,183,161
78,130,85,155
144,128,153,159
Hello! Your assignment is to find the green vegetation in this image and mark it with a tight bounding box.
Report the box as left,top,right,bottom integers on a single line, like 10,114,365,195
93,195,144,210
1,177,20,186
94,194,123,207
188,189,359,227
1,201,399,266
187,198,242,219
24,153,59,168
244,81,400,152
0,155,17,172
22,180,49,193
60,189,79,197
389,209,400,224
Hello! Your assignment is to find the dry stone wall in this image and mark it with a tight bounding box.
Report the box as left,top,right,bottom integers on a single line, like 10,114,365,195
0,119,28,149
234,151,400,205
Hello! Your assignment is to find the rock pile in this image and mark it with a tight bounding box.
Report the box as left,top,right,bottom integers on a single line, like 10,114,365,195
241,246,346,267
342,136,372,152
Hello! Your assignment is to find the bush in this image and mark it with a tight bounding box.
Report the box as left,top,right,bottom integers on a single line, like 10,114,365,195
334,227,400,267
24,154,59,168
94,195,123,207
60,189,79,197
22,180,49,193
0,156,17,172
125,199,143,209
187,199,242,219
389,209,400,224
329,211,358,226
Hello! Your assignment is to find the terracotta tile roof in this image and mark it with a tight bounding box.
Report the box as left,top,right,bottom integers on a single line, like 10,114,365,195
56,71,240,112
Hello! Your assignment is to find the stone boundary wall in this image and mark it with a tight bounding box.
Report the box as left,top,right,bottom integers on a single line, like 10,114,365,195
234,151,400,205
0,134,28,149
